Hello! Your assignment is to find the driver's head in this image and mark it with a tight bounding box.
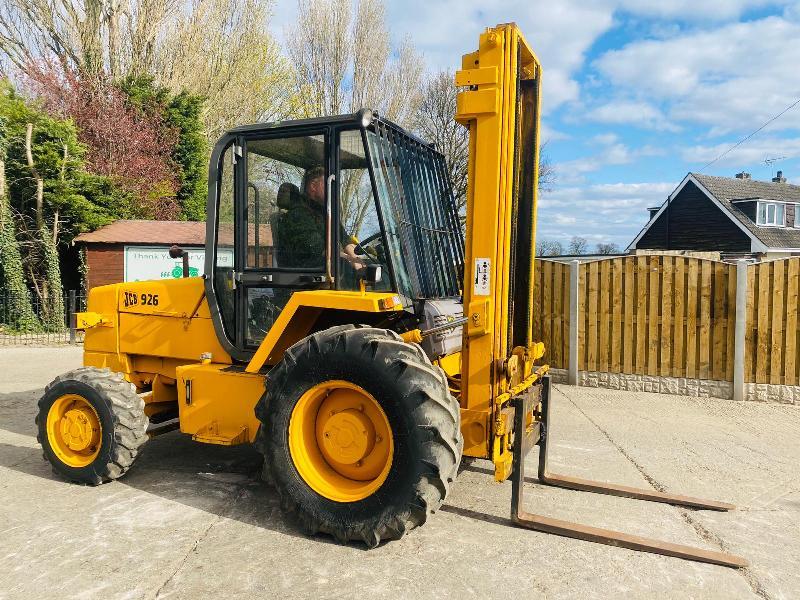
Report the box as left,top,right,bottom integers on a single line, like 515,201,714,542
302,166,325,206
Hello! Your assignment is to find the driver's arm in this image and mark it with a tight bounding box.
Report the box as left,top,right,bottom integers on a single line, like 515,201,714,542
340,242,365,270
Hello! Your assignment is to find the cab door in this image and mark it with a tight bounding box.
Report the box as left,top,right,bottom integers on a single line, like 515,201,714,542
210,128,333,356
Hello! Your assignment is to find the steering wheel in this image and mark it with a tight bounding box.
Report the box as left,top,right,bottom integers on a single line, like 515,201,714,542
359,232,382,247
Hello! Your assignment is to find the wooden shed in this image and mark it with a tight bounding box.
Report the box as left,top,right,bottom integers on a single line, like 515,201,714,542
74,220,208,290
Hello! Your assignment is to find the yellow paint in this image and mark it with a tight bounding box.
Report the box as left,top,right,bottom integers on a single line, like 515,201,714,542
460,408,489,457
400,329,423,344
119,312,230,363
81,278,231,365
494,366,549,407
245,290,402,373
288,381,393,503
455,24,547,470
176,363,264,444
74,311,111,329
437,352,461,378
46,394,102,467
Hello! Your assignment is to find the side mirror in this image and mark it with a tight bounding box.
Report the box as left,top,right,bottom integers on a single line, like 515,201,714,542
363,264,382,285
169,245,190,278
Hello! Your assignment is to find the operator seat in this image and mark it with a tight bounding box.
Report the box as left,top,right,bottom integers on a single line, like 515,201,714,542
271,182,302,267
276,181,301,210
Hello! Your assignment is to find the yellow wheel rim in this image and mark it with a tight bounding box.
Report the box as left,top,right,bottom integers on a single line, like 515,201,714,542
46,394,102,468
289,381,393,502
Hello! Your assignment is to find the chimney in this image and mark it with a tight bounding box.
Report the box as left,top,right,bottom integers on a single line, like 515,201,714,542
647,207,660,221
772,170,787,184
735,172,751,180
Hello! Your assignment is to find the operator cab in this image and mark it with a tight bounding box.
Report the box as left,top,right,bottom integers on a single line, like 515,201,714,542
205,110,465,361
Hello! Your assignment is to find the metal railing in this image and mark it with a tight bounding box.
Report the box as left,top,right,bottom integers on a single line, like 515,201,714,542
0,290,86,346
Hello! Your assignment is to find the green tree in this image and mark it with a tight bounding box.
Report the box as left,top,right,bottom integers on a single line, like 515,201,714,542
1,82,132,243
120,76,208,220
0,110,38,331
0,79,141,330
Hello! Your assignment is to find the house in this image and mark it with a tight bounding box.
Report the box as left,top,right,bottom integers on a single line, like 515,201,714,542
628,171,800,261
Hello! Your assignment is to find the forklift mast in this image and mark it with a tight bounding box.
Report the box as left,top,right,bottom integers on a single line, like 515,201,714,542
456,24,545,464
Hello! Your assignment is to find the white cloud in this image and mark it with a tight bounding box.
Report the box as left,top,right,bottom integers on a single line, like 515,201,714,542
381,0,616,113
269,0,609,113
591,133,619,145
594,14,800,133
541,122,571,142
680,136,800,176
537,181,675,246
555,140,665,183
586,100,680,131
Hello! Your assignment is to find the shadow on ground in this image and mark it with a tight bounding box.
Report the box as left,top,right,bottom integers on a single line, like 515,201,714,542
0,393,502,551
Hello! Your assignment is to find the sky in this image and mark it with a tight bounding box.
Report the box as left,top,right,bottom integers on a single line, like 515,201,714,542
269,0,800,251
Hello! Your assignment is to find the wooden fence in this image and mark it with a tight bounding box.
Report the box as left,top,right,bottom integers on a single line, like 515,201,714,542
532,255,800,387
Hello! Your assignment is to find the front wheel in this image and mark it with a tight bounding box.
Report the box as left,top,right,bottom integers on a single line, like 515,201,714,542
256,325,463,547
36,367,149,485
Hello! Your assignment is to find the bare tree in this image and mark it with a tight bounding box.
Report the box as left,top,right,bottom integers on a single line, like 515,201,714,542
286,0,424,125
414,71,468,211
596,242,619,255
155,0,298,142
567,236,588,255
538,142,556,193
0,115,38,329
413,70,556,218
0,0,294,143
23,121,64,329
536,239,563,257
24,122,43,229
0,0,179,76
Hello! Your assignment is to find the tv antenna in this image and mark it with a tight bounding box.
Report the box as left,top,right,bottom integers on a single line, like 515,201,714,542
764,155,787,177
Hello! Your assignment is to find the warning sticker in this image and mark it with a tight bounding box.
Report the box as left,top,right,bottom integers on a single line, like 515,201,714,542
474,258,490,296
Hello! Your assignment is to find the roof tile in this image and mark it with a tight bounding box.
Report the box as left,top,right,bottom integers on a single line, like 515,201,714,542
692,173,800,249
74,220,207,245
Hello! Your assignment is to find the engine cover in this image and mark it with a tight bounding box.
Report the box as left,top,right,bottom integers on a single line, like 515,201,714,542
419,298,464,359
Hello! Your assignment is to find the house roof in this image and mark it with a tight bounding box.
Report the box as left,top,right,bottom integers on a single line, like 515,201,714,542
74,219,273,247
74,220,206,245
629,173,800,252
692,174,800,249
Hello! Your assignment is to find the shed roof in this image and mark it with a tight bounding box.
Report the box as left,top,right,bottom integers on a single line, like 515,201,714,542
74,220,206,245
74,219,273,247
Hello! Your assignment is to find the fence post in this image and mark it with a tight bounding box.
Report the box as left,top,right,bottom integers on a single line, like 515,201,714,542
733,260,748,401
69,290,77,345
568,260,580,386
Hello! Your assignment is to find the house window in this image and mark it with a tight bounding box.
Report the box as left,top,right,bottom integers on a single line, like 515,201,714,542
757,201,785,226
795,208,800,228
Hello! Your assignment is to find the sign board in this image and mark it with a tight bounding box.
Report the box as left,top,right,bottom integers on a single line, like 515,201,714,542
474,257,490,296
123,246,234,282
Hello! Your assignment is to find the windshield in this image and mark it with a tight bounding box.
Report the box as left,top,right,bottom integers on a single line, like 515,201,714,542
365,123,464,300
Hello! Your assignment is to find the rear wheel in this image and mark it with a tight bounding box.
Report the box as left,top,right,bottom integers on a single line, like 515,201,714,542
36,367,149,485
256,325,462,547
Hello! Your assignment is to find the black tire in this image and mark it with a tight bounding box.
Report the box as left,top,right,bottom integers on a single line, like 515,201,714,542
36,367,149,485
256,325,463,548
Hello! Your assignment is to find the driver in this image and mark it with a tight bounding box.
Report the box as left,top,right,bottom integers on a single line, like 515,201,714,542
276,166,365,271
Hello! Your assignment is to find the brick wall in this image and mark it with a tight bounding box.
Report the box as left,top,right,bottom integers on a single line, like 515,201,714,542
84,243,124,289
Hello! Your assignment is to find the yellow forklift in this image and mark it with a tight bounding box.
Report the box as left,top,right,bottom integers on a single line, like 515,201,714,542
37,24,745,567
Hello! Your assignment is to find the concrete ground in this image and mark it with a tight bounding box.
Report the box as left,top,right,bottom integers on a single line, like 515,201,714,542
0,347,798,600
